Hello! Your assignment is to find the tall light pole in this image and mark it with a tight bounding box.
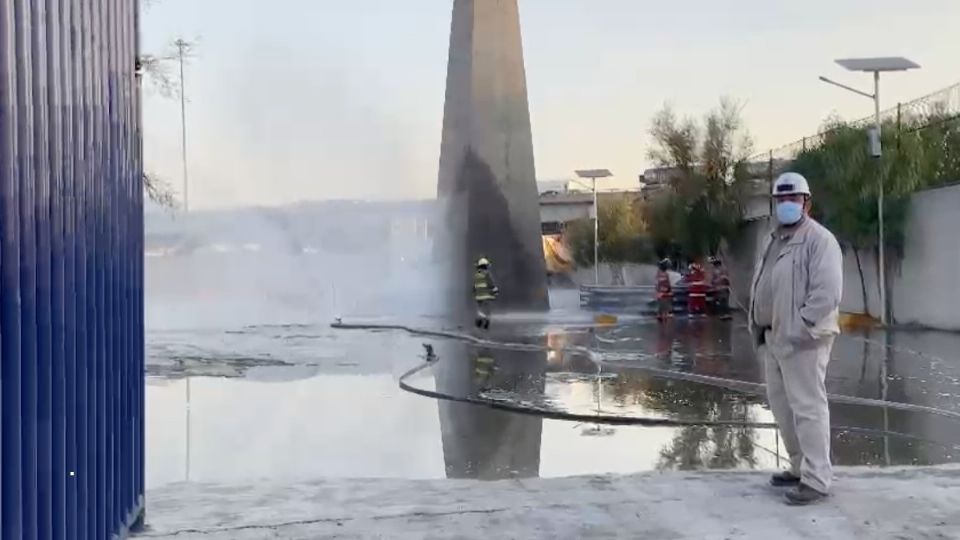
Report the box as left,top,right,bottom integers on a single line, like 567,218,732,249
576,170,613,285
819,56,920,325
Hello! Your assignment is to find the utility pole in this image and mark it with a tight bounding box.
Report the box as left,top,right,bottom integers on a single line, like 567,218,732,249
174,38,192,212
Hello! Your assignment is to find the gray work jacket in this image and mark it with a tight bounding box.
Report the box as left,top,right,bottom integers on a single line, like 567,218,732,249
748,217,844,353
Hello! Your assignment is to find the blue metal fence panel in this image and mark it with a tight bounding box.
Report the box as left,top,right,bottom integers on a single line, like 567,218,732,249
16,2,41,537
62,0,80,534
0,1,24,536
0,0,145,538
45,2,68,537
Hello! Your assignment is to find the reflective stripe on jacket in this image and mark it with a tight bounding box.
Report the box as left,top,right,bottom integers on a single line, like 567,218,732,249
474,269,497,301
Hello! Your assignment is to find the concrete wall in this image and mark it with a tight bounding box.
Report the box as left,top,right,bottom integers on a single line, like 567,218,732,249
721,219,769,310
839,184,960,329
727,183,960,331
840,248,882,318
892,184,960,330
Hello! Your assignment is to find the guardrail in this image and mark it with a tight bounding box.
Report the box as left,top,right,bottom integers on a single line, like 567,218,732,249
580,284,728,315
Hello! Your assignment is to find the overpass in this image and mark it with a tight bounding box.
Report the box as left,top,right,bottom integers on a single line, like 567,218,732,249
538,190,642,235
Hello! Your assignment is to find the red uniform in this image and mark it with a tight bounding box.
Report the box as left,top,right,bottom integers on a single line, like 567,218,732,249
687,263,707,315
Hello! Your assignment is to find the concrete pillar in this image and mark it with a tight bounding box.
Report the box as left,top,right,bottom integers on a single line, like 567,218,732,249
437,0,549,313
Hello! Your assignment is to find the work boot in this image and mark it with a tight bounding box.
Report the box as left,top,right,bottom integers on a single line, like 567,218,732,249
769,471,801,487
784,484,828,506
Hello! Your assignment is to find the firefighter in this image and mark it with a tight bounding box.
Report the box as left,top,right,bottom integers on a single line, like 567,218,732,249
656,258,674,321
473,257,499,329
710,256,732,319
687,261,708,316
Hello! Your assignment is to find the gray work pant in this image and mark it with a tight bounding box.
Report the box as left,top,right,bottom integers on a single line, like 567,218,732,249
762,337,835,494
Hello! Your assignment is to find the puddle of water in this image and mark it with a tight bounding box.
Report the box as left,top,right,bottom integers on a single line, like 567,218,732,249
146,373,445,487
145,371,787,488
145,317,960,489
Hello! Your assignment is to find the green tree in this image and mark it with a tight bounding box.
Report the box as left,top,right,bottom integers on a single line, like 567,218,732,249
913,107,960,186
565,196,654,271
791,118,927,314
643,99,753,261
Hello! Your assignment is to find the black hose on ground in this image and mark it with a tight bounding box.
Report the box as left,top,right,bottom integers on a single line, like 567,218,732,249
333,321,960,449
332,321,960,422
395,358,960,449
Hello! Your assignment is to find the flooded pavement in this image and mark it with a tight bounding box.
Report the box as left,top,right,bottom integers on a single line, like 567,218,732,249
145,299,960,489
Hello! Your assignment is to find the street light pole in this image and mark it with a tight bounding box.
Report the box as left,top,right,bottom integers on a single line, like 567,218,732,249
874,70,885,324
593,177,599,285
576,169,613,286
820,56,919,325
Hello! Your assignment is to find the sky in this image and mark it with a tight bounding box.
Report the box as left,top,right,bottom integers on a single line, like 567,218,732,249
141,0,960,209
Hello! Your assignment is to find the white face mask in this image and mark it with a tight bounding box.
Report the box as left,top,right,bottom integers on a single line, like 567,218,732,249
776,201,804,225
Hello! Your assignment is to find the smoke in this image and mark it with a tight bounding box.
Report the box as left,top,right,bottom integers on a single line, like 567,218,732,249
145,200,447,331
140,2,452,331
143,39,450,330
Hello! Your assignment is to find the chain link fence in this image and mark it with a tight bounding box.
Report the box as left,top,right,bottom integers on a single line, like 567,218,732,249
748,82,960,182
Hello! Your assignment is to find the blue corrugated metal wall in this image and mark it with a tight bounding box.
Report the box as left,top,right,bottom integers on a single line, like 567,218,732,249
1,0,145,538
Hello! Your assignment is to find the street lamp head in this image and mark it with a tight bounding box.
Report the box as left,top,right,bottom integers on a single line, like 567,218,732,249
835,57,920,73
576,169,613,179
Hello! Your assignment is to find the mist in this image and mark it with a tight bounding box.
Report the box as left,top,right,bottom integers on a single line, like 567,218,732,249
141,1,453,331
145,200,447,332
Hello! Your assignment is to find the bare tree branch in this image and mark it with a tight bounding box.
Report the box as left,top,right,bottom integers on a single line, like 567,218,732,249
138,53,178,98
143,172,179,209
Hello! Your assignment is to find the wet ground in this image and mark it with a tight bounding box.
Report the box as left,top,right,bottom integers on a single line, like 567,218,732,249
144,290,960,489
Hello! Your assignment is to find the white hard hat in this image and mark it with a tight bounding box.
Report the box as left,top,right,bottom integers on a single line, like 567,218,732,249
772,172,811,197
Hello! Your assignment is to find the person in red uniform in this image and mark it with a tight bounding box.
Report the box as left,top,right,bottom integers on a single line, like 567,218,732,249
710,256,732,319
656,258,673,321
687,260,708,316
